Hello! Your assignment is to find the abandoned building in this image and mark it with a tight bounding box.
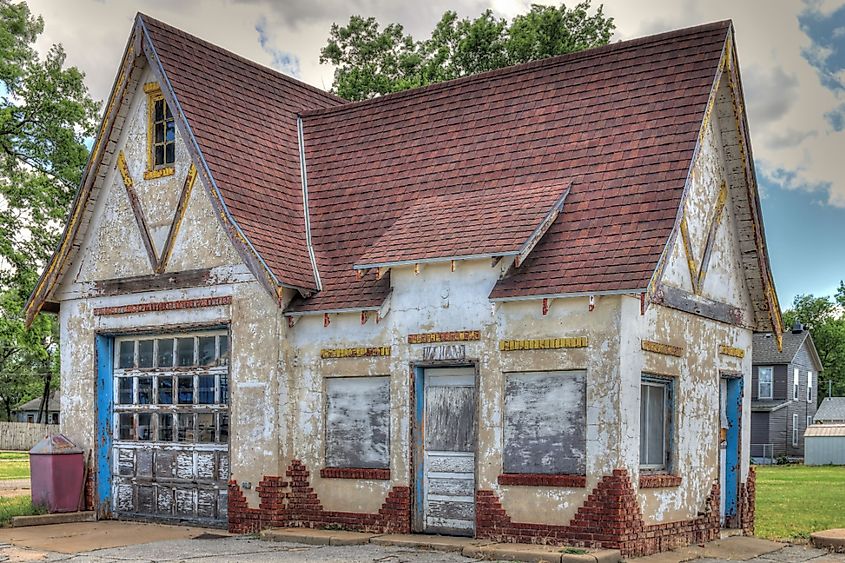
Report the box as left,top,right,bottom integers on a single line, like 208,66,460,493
25,14,782,557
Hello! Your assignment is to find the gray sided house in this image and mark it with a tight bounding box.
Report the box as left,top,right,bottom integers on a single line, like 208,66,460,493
12,390,60,424
751,326,822,460
24,15,781,557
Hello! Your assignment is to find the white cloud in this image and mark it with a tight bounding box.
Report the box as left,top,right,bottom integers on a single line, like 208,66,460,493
25,0,845,207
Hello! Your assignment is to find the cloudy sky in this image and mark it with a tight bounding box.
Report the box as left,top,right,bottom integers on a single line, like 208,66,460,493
28,0,845,306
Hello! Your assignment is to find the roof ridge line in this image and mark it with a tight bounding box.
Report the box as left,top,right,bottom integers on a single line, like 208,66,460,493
137,12,345,106
301,19,732,119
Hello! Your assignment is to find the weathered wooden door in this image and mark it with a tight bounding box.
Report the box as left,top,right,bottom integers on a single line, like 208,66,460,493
111,330,230,525
421,367,476,536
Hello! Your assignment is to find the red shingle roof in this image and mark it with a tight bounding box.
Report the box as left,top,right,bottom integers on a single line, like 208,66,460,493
356,181,570,269
287,21,729,312
141,16,730,312
142,15,342,291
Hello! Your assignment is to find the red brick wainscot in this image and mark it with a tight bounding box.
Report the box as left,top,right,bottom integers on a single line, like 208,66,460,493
739,466,756,535
227,460,409,534
477,468,723,557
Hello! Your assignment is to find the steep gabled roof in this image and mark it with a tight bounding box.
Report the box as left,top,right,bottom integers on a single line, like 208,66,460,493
753,330,823,370
25,14,342,322
140,15,343,290
288,21,732,313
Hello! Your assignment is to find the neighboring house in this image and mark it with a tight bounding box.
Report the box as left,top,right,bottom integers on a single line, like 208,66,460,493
814,397,845,424
23,15,781,557
804,425,845,466
751,325,823,460
12,390,60,424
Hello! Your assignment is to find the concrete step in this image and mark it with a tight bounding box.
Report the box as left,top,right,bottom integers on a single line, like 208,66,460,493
11,511,96,528
259,527,375,546
811,529,845,551
370,533,489,552
465,543,621,563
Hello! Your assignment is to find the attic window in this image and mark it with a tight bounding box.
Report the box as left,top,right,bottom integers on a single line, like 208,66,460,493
144,82,175,179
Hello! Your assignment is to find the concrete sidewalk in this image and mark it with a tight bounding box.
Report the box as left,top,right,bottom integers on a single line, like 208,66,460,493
0,521,844,563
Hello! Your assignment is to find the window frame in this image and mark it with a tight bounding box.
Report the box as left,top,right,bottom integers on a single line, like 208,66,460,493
807,415,813,429
757,366,774,400
792,413,799,447
323,375,391,470
144,82,176,179
640,374,674,472
502,370,587,475
793,367,800,400
807,371,813,403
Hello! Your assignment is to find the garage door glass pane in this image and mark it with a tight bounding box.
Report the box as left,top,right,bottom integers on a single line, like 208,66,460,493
177,413,194,442
138,340,154,368
119,413,133,440
219,414,229,443
138,413,152,440
198,337,216,366
178,376,193,404
198,376,215,404
138,377,152,405
158,414,173,441
218,335,229,366
157,339,174,368
158,377,173,404
119,341,135,369
197,413,215,443
118,378,133,404
176,338,194,366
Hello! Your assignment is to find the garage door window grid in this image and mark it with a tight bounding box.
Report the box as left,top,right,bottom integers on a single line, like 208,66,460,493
114,332,229,444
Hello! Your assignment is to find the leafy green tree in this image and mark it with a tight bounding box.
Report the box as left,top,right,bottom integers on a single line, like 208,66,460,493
321,1,615,100
783,285,845,401
0,0,98,421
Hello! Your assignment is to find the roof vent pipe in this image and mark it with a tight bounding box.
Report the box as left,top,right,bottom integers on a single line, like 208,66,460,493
792,321,804,334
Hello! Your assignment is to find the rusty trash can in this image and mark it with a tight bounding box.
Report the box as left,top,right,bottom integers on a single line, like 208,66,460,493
29,434,84,513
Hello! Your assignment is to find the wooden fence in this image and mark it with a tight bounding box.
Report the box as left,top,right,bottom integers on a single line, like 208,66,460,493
0,422,60,451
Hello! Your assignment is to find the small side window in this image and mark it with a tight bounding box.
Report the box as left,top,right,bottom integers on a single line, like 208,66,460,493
640,375,674,471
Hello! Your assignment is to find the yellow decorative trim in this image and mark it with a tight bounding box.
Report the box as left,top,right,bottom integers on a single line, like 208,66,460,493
156,164,197,273
499,337,588,351
143,167,175,180
408,331,480,344
116,151,133,188
679,215,699,294
642,340,683,357
143,81,161,94
320,347,391,359
719,345,745,359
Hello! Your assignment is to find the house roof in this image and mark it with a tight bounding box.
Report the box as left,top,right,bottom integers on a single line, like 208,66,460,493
288,20,733,312
141,16,343,291
805,424,845,438
355,181,570,269
25,15,782,333
753,330,823,370
13,390,60,414
815,397,845,423
751,400,790,413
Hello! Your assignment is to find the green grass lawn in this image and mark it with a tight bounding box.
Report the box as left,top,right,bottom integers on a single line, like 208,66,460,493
755,465,845,541
0,496,44,526
0,452,29,480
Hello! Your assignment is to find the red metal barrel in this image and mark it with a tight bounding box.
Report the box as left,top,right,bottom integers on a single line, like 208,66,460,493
29,434,84,513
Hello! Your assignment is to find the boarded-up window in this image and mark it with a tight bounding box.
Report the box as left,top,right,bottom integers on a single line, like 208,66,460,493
325,376,390,469
503,371,586,474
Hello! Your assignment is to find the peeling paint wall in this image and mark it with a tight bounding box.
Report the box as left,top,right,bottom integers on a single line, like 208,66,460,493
54,66,282,509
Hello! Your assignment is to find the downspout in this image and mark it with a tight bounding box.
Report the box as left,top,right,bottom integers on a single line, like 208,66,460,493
297,115,322,292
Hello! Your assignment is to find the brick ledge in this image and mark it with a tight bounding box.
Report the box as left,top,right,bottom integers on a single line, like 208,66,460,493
320,467,391,480
639,474,682,488
498,473,587,487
